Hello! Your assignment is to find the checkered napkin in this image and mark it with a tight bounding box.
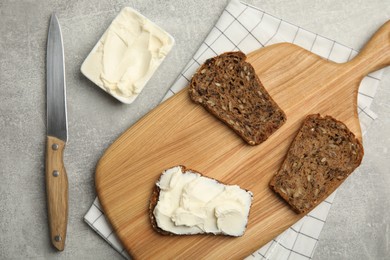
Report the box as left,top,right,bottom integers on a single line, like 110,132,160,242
84,0,384,259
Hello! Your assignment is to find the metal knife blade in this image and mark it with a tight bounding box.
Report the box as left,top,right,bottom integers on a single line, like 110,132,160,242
46,13,68,251
47,13,67,141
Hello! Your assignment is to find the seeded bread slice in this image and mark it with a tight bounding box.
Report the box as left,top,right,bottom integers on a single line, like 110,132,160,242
188,51,286,145
149,165,253,236
270,114,364,214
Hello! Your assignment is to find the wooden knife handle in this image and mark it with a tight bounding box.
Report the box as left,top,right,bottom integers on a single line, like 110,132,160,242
45,136,68,251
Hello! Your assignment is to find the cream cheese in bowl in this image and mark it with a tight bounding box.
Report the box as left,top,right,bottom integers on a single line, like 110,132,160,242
81,7,175,104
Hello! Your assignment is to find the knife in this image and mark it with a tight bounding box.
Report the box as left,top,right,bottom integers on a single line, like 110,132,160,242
46,13,68,251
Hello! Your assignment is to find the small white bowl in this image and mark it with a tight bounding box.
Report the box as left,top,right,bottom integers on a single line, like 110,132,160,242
81,7,175,104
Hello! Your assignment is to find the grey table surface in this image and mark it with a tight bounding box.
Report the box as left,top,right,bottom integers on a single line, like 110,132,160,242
1,0,389,259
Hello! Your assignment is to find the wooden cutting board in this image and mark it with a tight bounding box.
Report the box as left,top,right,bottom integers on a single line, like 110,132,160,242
96,21,390,259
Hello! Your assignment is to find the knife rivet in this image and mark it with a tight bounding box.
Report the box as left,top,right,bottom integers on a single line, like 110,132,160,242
52,144,59,150
54,235,62,242
53,170,59,177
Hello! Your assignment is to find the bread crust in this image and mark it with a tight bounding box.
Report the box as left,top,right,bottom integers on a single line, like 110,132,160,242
270,114,364,214
188,51,286,145
149,182,171,235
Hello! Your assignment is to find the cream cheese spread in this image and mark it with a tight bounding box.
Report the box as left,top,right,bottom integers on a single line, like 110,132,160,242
153,166,253,236
81,7,174,104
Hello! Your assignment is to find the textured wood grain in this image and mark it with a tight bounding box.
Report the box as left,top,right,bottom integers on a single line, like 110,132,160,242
96,21,390,259
46,136,68,251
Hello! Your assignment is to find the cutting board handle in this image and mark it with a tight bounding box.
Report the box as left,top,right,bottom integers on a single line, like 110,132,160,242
349,20,390,77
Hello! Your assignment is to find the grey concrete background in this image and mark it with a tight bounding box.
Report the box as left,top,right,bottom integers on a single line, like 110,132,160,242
0,0,389,259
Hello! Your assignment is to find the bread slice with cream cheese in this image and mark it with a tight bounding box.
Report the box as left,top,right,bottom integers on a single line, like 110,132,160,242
149,166,253,237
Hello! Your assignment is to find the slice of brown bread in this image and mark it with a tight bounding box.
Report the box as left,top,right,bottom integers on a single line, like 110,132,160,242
188,51,286,145
149,165,253,236
269,114,364,214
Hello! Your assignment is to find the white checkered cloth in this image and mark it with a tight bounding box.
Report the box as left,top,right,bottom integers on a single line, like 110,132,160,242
84,0,384,259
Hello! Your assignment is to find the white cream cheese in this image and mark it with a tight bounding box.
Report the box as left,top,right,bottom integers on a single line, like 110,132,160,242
81,7,174,104
153,166,253,236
